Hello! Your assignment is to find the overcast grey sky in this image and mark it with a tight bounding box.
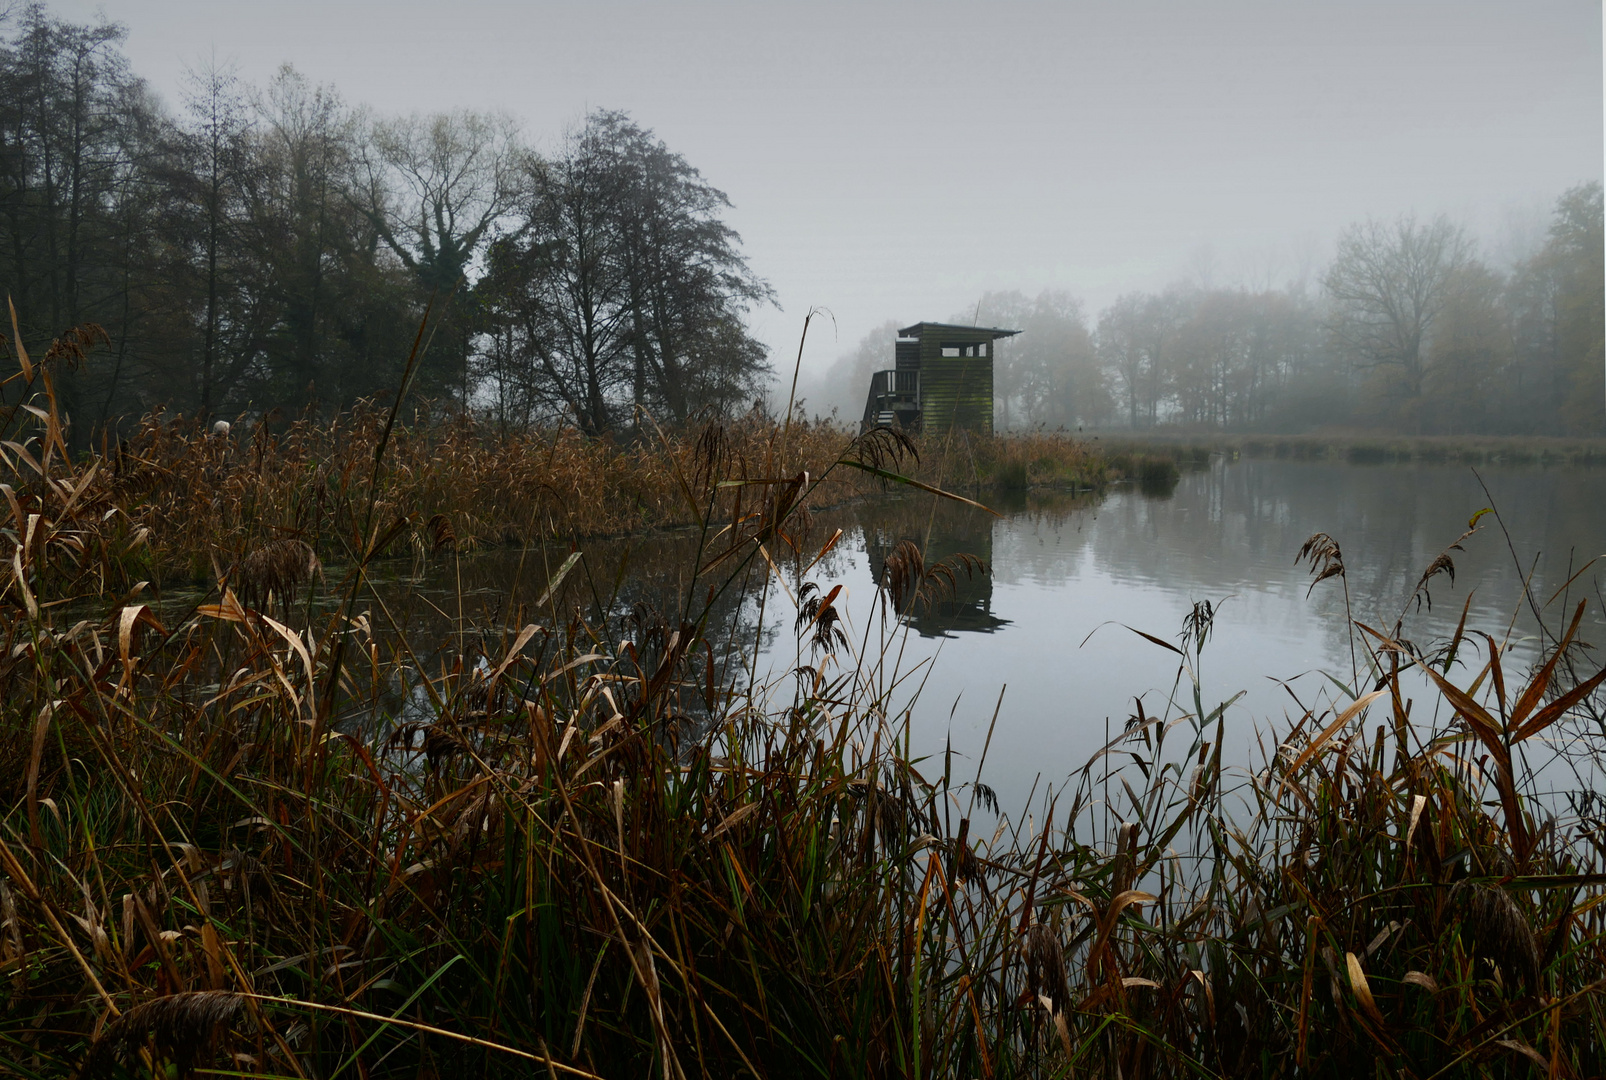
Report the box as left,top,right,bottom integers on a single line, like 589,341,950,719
52,0,1606,376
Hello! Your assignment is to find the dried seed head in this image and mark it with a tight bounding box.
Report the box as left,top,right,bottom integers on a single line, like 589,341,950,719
428,513,456,554
795,582,849,655
80,991,246,1079
693,421,728,491
1449,881,1540,992
850,424,919,472
1412,553,1457,612
40,322,109,372
237,538,322,616
1022,922,1070,1017
1295,533,1345,597
879,540,986,618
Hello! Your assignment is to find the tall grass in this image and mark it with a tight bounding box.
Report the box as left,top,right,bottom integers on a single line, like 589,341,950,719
2,321,1605,1077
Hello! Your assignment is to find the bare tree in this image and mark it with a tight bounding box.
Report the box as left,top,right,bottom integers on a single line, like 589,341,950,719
974,289,1102,429
610,112,771,424
1508,182,1604,434
1423,263,1510,433
355,109,523,295
175,56,251,415
1096,290,1187,428
1323,214,1473,425
352,109,524,398
801,318,903,422
1166,289,1317,429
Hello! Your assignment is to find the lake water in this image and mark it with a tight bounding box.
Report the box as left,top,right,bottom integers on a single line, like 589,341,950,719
782,460,1606,812
406,459,1606,816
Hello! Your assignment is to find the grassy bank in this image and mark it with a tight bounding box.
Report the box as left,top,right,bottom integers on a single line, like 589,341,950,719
4,342,1606,1077
1087,431,1606,468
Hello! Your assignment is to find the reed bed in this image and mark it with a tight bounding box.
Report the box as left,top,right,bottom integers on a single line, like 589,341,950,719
911,430,1112,494
94,409,1111,585
115,404,858,581
3,324,1606,1078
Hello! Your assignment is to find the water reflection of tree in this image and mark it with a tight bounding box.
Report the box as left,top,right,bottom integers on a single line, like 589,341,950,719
1078,460,1606,679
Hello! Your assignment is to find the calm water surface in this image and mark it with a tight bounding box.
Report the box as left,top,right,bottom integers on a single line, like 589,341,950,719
759,459,1606,811
410,459,1606,815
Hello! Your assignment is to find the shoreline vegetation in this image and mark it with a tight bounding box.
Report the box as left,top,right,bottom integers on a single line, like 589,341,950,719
3,332,1606,1078
1083,430,1606,468
93,405,1125,583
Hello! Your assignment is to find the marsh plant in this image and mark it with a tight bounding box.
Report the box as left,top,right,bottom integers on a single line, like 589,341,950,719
1,315,1604,1079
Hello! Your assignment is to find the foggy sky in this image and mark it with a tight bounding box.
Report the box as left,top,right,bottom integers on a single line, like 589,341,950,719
51,0,1605,380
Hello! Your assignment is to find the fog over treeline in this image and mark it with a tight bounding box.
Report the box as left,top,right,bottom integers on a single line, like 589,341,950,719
2,2,1600,442
802,194,1604,436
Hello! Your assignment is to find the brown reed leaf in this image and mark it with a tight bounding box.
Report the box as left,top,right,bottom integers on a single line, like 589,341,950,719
1401,970,1439,993
1510,665,1606,744
948,817,981,887
1277,690,1387,791
1493,1038,1551,1069
117,603,164,671
1416,662,1531,859
1344,952,1386,1027
6,297,31,380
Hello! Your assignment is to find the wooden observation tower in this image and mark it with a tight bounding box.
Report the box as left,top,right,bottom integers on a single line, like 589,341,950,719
860,322,1019,436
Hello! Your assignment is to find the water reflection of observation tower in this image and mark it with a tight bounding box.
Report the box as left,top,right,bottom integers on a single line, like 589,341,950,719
863,501,1006,638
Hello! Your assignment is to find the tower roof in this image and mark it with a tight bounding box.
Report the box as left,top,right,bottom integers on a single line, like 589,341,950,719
897,322,1020,340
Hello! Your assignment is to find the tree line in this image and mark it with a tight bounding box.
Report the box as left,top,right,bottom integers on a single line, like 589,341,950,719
0,4,771,443
815,185,1602,437
5,3,1599,443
